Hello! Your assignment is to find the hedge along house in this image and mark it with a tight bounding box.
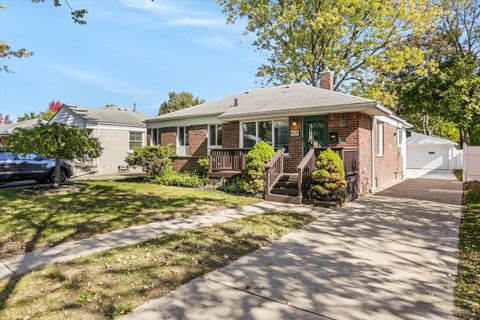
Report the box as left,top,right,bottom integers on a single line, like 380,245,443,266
49,104,149,177
146,72,410,203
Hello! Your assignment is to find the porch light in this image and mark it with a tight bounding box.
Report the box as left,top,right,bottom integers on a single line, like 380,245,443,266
292,116,298,127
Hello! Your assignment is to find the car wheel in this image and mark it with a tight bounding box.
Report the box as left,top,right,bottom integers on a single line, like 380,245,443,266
50,168,68,183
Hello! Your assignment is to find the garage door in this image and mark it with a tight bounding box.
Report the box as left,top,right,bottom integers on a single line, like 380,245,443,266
407,145,449,170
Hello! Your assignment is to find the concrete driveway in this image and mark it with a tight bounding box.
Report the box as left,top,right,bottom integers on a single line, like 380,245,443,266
122,178,462,320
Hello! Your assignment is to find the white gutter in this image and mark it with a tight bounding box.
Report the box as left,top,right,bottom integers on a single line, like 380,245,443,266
371,116,376,192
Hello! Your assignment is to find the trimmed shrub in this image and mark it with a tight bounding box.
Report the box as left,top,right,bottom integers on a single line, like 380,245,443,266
152,167,206,188
196,157,209,178
310,148,347,202
125,145,174,176
239,141,275,194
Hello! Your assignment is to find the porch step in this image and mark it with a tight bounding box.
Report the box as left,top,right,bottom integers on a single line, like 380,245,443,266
265,193,301,204
271,187,298,197
278,174,299,183
274,181,298,189
268,173,300,199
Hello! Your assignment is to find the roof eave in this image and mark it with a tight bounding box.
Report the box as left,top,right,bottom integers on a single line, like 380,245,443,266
145,112,224,123
218,102,380,121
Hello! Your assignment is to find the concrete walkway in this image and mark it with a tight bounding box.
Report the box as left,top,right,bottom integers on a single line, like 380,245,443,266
0,202,326,280
122,178,462,320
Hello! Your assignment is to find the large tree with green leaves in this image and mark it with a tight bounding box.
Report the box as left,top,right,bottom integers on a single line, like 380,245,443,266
218,0,439,104
5,123,102,187
159,91,205,115
393,0,480,145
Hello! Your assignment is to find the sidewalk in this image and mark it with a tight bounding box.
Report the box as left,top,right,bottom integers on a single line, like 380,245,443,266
0,201,325,280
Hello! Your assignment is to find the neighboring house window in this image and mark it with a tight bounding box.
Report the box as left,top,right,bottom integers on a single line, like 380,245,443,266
377,122,384,156
397,129,403,147
129,132,143,150
177,126,189,156
241,120,289,153
209,124,223,148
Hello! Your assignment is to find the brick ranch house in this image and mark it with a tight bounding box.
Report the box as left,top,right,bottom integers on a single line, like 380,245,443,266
146,72,410,203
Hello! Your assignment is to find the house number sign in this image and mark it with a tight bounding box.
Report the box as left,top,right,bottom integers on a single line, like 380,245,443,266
290,129,299,137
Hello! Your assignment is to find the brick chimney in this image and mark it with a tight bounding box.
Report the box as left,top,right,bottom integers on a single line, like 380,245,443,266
320,71,334,90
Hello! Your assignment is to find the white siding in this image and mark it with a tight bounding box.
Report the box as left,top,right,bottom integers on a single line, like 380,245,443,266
50,108,86,128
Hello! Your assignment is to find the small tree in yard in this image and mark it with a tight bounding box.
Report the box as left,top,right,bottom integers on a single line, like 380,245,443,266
125,145,174,176
5,123,102,187
239,141,275,194
310,148,347,202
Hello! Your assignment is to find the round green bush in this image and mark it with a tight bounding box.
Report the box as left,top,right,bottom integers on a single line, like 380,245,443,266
310,148,347,200
239,141,275,194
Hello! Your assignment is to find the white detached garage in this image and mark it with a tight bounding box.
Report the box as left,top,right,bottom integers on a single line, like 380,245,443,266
406,131,462,173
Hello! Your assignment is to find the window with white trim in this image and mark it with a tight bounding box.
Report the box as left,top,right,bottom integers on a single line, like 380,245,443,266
209,124,223,147
178,126,189,147
129,132,143,150
397,128,403,147
241,120,289,153
176,126,189,156
377,122,384,156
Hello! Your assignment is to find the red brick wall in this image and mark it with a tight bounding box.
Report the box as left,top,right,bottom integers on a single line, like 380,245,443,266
374,120,403,189
222,121,240,148
284,116,303,173
358,114,373,195
328,113,360,148
160,127,176,148
172,156,202,172
189,125,208,157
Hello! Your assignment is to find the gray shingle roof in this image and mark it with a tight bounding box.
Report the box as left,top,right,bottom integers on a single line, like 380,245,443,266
407,131,457,146
65,105,149,127
146,84,377,122
0,118,47,135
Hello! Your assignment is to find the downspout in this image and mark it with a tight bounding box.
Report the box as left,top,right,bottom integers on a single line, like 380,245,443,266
370,116,376,193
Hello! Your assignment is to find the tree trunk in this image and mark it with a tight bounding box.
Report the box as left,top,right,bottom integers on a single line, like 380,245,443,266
54,157,61,188
459,127,464,148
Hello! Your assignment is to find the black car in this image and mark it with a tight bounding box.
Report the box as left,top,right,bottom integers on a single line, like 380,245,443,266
0,152,73,183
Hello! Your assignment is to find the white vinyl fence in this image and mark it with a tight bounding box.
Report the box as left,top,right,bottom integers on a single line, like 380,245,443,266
453,148,464,170
464,144,480,182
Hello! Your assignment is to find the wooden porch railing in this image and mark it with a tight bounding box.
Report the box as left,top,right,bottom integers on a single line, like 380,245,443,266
314,147,359,176
297,148,316,202
264,148,284,195
209,148,251,172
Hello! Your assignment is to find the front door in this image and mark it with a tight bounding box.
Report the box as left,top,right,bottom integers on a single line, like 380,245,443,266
303,116,328,155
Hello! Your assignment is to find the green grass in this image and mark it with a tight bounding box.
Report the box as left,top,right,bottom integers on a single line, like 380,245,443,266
456,182,480,319
0,212,314,320
0,180,258,260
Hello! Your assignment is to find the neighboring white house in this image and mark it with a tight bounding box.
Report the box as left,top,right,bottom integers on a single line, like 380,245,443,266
50,104,149,176
406,131,462,177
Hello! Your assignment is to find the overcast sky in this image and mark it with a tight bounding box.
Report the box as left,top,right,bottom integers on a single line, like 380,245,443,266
0,0,265,120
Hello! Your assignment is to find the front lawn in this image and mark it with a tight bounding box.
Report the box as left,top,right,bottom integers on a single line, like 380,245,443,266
456,181,480,319
0,180,258,260
0,212,314,320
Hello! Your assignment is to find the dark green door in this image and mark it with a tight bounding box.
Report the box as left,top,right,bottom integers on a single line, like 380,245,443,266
303,115,328,155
